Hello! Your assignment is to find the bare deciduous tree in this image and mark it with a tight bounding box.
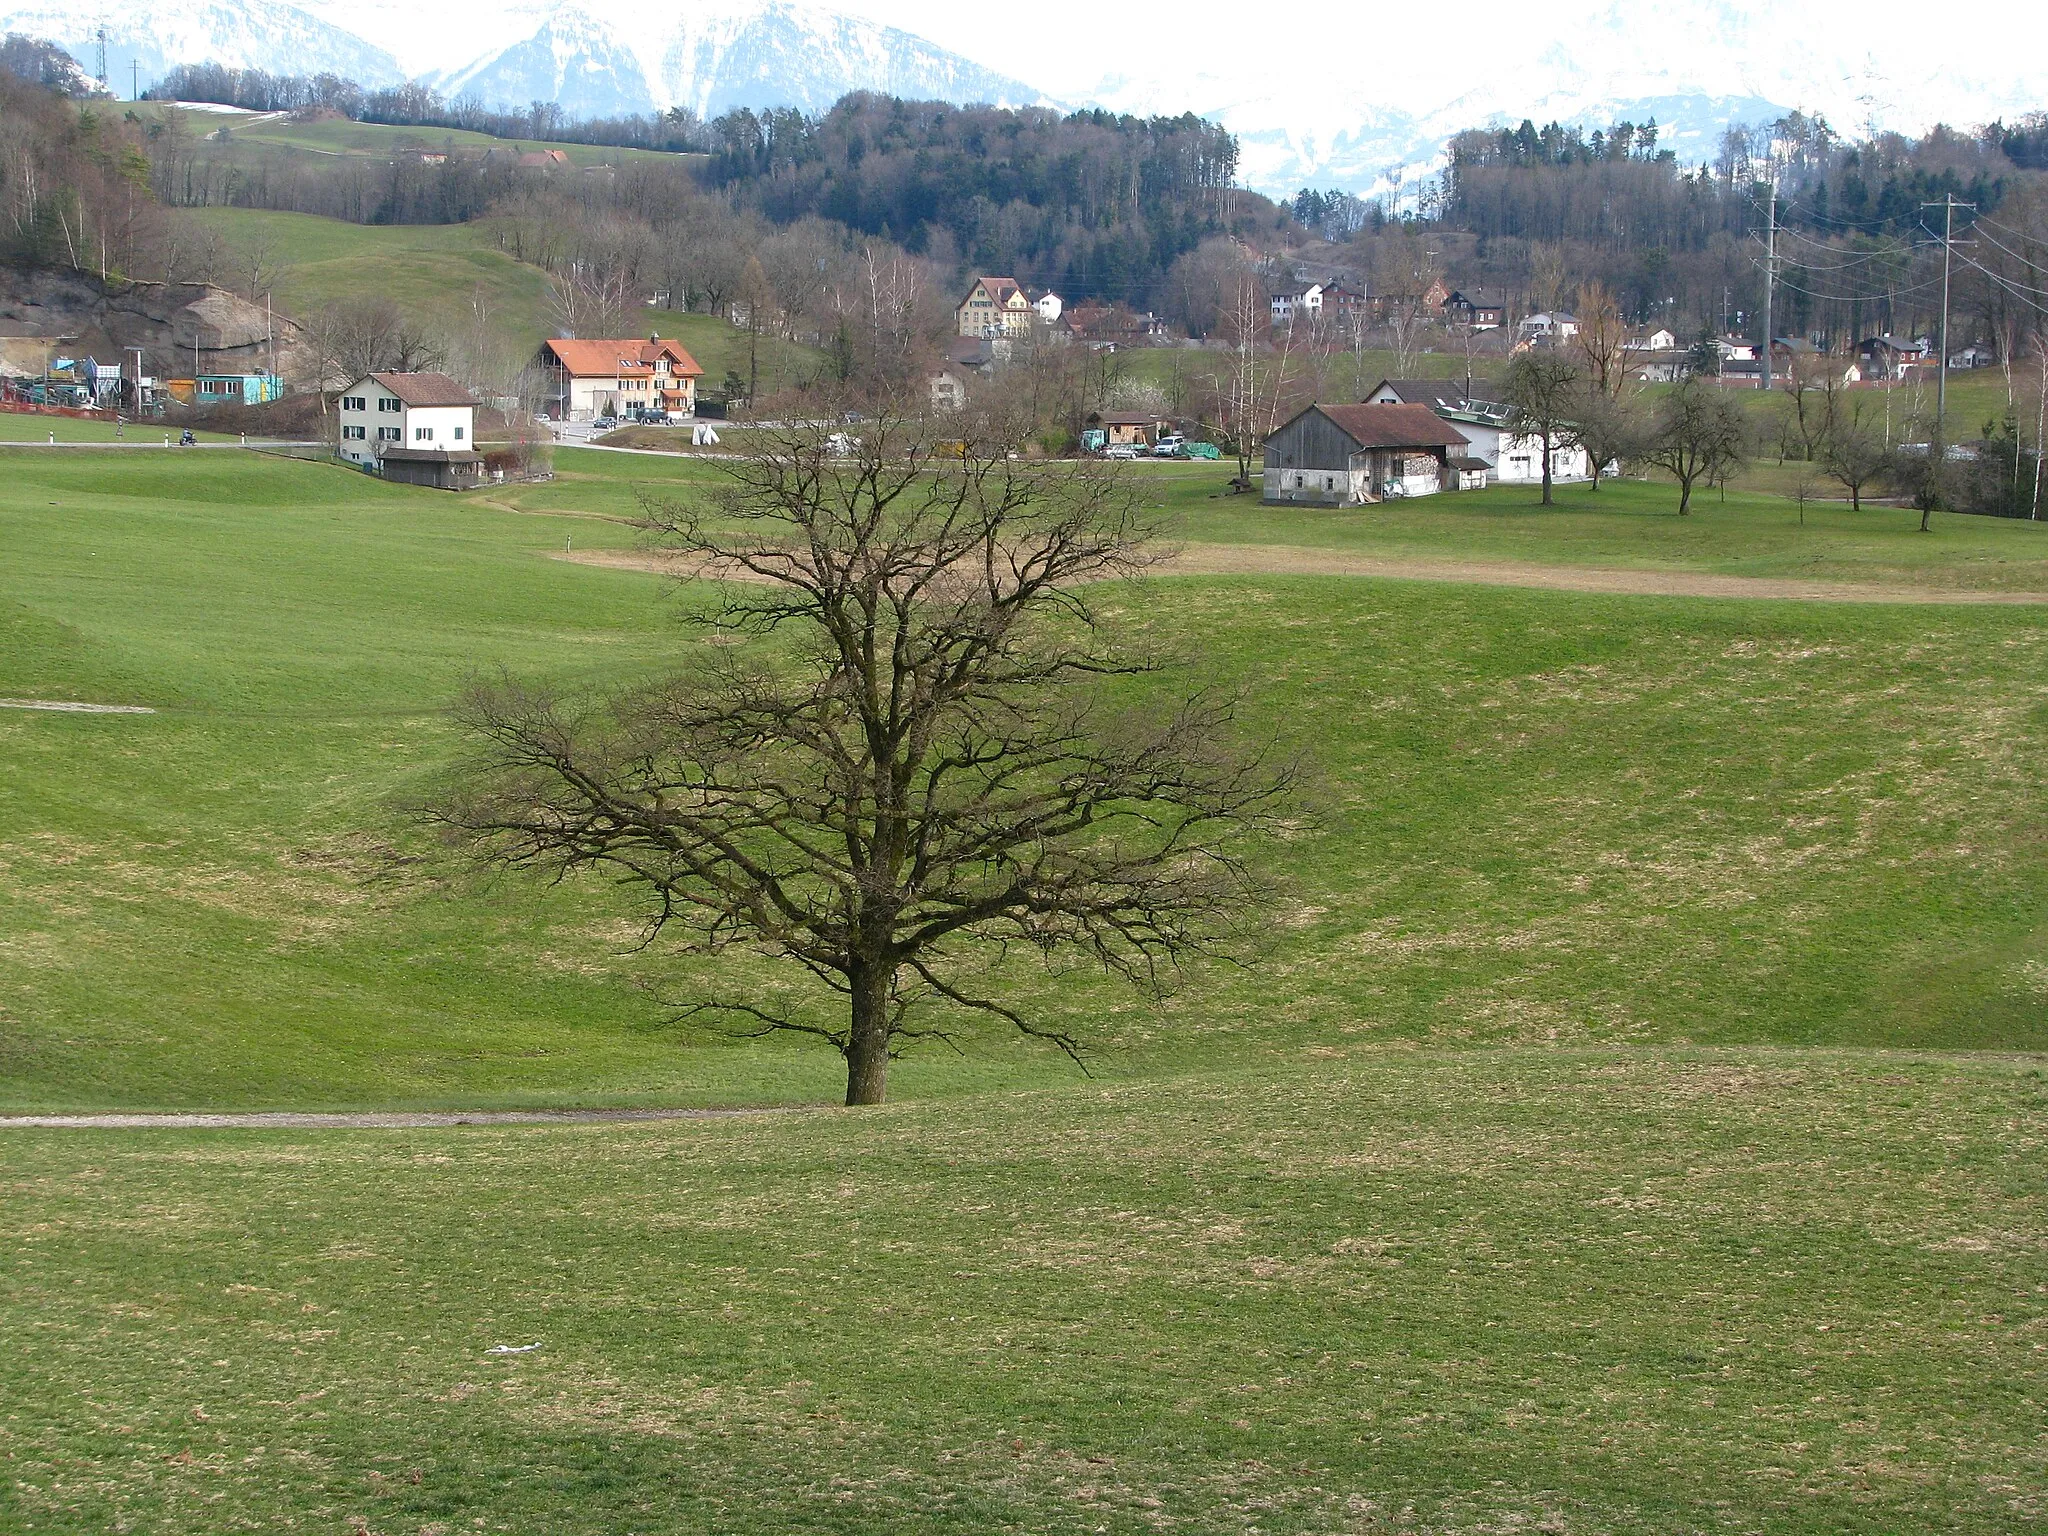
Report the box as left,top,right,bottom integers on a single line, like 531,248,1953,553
1572,384,1649,492
303,298,449,407
548,260,631,340
1571,280,1628,398
1646,377,1748,515
428,403,1292,1106
1200,263,1303,493
1820,398,1889,511
1501,353,1584,505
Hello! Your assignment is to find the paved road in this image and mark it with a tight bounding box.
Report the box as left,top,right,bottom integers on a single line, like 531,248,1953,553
4,439,325,449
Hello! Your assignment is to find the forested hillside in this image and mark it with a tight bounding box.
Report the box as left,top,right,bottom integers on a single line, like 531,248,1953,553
702,95,1243,306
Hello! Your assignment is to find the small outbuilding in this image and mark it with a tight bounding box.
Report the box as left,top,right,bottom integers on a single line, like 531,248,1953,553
1261,403,1468,504
1091,410,1171,447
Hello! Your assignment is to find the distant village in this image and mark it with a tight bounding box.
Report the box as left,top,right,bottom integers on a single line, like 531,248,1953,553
0,254,1985,504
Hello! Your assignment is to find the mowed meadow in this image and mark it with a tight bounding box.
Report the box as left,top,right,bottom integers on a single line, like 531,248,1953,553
2,444,2045,1532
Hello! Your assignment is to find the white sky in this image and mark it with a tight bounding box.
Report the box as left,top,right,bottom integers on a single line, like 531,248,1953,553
828,0,2048,114
287,0,2048,129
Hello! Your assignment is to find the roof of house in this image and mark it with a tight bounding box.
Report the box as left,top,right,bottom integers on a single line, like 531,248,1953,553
1305,403,1469,451
1098,410,1167,426
1368,378,1473,409
367,372,477,408
1445,287,1506,307
964,275,1024,306
1449,455,1492,472
378,446,484,464
541,337,705,378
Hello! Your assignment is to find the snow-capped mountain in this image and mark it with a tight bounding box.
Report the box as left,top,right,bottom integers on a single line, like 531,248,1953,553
428,2,1046,119
1078,0,2048,197
0,0,402,92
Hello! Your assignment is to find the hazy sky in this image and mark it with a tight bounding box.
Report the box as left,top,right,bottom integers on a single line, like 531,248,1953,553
802,0,2048,117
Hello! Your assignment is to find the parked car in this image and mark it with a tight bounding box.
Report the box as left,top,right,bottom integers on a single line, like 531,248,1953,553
1152,434,1186,457
593,414,618,429
1102,443,1141,460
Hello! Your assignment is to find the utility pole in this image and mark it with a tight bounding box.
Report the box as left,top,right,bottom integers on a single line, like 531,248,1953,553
1923,194,1976,467
1761,180,1778,393
131,59,140,102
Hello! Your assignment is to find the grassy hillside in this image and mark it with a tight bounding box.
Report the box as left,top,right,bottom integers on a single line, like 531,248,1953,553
3,1050,2043,1533
4,447,2047,1113
5,444,2045,1532
134,103,698,171
181,209,825,391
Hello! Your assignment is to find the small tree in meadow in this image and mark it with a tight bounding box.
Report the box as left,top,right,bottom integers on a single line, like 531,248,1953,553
1501,353,1583,505
1645,377,1747,514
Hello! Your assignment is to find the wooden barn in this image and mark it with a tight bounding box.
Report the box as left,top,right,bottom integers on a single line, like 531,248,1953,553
1261,403,1469,504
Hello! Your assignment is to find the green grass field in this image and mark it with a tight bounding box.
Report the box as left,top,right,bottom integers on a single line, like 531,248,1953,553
134,103,698,171
185,208,827,394
0,414,235,444
5,1050,2043,1534
2,444,2044,1531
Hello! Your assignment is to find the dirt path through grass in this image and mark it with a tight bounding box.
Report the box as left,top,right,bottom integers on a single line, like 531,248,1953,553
1,1107,807,1130
553,544,2048,603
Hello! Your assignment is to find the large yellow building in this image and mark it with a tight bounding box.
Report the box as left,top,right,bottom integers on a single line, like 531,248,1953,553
956,276,1034,338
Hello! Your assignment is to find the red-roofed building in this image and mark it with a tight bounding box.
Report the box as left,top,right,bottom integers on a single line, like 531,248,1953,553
1261,402,1469,503
538,335,705,422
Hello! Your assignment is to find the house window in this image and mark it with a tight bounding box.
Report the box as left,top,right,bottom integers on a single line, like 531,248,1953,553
378,397,401,413
342,396,366,412
453,425,464,441
414,427,434,442
343,425,366,440
378,426,400,442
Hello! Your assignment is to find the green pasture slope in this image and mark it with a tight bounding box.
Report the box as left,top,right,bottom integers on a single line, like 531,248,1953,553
1,445,2044,1532
184,208,828,391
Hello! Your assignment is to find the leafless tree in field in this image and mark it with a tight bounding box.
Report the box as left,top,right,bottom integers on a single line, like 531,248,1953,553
428,400,1294,1105
1646,376,1748,515
1501,353,1584,505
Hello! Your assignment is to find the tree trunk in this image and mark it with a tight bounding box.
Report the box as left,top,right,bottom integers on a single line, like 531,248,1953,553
843,964,892,1106
1677,475,1693,515
1540,431,1554,505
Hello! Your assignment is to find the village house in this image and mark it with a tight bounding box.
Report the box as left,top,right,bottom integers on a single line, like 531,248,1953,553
538,335,703,422
1516,311,1579,346
1364,377,1488,412
337,371,482,490
957,276,1035,339
1064,303,1149,351
1441,287,1508,330
1271,283,1323,328
1261,403,1468,504
1434,400,1593,485
1030,288,1064,323
1365,277,1451,324
1858,335,1927,379
928,367,969,412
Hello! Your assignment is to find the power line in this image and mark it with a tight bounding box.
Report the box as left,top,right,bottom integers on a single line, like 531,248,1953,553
1923,193,1975,460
